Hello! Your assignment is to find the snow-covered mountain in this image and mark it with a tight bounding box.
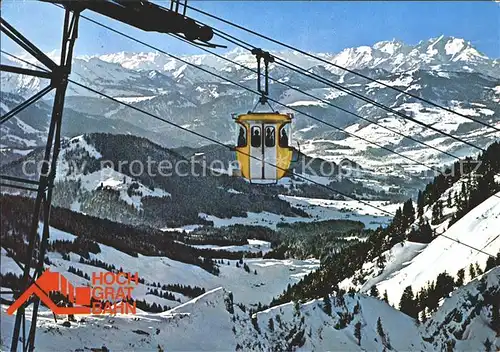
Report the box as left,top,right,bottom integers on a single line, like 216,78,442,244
1,133,399,228
2,265,498,351
340,191,500,306
1,35,500,351
1,143,499,351
95,36,500,78
2,36,499,191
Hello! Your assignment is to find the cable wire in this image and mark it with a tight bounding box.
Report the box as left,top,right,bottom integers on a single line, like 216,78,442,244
168,33,464,167
59,16,464,177
69,83,500,260
2,38,498,259
201,28,492,152
185,4,500,133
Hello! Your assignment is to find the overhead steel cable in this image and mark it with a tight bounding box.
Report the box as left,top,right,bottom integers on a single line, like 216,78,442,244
70,80,399,217
273,58,489,152
2,49,497,260
0,50,396,217
184,4,500,133
196,28,491,153
439,233,498,259
168,32,464,168
10,34,496,206
50,16,463,177
57,0,494,153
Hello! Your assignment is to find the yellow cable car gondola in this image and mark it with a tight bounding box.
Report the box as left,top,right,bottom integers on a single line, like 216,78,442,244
233,48,295,183
234,112,294,183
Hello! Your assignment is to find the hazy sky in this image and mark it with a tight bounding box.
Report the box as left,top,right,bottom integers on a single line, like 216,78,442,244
1,1,499,58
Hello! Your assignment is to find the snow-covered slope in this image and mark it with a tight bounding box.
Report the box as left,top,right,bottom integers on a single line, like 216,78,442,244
341,191,500,307
200,195,400,230
0,222,320,308
1,191,499,350
0,287,426,351
420,267,500,351
3,267,498,351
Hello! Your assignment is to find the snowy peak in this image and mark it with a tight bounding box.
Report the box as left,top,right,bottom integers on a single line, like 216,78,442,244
417,36,488,62
91,36,495,76
332,46,374,69
98,51,178,71
372,39,405,55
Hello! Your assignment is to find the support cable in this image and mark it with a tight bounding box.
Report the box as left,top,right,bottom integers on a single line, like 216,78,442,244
168,33,463,166
39,18,467,177
204,28,492,152
1,25,497,265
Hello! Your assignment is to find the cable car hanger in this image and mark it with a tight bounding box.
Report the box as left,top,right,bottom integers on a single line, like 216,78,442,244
251,48,276,113
232,48,298,184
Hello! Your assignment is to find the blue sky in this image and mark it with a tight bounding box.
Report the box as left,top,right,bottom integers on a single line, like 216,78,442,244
1,1,499,58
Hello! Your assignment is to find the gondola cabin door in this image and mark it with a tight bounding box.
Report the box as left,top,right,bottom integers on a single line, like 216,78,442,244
234,112,293,183
263,124,277,179
249,123,263,179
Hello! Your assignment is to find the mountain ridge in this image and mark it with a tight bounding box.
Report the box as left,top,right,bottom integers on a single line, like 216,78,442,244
92,35,498,76
1,35,499,198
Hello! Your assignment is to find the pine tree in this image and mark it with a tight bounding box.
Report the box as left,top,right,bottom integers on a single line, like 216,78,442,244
383,290,389,304
483,338,492,352
376,317,385,338
376,254,386,269
409,221,433,243
475,262,483,276
390,207,405,242
322,295,332,316
294,301,300,316
399,286,417,318
268,318,274,332
402,199,415,229
469,263,477,279
485,257,496,272
354,321,362,345
456,268,465,287
353,302,361,314
417,190,424,218
459,182,468,211
435,272,455,299
447,192,452,208
431,201,441,225
420,309,427,324
491,302,500,335
370,285,380,298
243,263,250,273
445,339,456,352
